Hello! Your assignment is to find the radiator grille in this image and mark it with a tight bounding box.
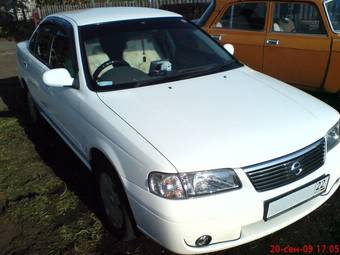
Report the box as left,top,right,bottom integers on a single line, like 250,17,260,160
245,139,326,192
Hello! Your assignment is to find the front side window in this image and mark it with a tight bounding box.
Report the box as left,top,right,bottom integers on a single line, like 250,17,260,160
325,0,340,32
272,2,326,34
34,25,54,65
80,17,241,91
50,29,76,77
214,2,267,31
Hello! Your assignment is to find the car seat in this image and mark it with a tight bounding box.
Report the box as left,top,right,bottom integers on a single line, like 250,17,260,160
122,33,162,74
85,39,110,77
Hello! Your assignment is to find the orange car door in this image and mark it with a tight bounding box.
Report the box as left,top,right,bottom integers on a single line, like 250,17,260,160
206,1,268,72
263,1,331,89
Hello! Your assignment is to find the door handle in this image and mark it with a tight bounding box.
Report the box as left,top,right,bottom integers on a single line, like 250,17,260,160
23,61,28,68
211,34,222,41
266,39,280,45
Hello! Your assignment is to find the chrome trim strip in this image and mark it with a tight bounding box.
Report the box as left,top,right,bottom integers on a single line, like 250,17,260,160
243,138,325,173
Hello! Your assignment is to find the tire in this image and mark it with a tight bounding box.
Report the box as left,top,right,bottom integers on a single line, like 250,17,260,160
94,159,136,241
26,89,42,125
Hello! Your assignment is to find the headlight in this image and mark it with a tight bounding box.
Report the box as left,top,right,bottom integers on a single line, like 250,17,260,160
179,169,241,197
326,120,340,152
148,173,185,199
148,169,241,199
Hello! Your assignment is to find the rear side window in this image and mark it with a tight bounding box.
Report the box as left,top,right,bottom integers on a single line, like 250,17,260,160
214,2,267,31
34,25,54,65
272,2,326,34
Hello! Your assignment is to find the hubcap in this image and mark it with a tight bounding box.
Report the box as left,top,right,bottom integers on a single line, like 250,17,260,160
99,172,124,229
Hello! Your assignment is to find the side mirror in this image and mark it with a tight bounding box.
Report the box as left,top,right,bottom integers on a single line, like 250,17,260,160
43,68,74,87
223,43,235,55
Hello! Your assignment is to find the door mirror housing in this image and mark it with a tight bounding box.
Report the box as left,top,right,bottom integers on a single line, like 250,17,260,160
223,43,235,55
43,68,74,87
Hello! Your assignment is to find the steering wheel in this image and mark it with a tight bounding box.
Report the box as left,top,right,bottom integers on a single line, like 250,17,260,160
93,59,130,82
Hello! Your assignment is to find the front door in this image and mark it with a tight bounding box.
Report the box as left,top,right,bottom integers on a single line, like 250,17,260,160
206,1,269,72
46,23,86,158
263,1,331,89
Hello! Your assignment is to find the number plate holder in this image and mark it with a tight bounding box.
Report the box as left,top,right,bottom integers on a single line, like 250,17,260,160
264,175,330,221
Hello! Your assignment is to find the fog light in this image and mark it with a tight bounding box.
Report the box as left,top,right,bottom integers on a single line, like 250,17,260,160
195,235,212,247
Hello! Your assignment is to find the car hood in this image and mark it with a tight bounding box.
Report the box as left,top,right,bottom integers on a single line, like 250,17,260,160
97,67,339,172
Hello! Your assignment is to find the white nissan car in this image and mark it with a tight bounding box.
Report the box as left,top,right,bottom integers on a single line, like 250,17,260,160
16,7,340,254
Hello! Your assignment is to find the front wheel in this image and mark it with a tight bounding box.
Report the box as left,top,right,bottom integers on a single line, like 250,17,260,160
95,160,136,240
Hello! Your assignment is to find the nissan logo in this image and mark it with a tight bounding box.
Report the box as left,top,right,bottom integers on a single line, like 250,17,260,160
291,161,303,176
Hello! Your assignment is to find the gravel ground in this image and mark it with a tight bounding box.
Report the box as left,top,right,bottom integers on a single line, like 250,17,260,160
0,38,339,255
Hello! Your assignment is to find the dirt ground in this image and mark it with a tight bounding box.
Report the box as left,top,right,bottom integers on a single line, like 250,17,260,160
0,38,339,255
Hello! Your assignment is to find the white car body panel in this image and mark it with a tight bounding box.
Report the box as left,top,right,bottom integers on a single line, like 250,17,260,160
54,7,181,26
98,66,338,172
16,7,340,255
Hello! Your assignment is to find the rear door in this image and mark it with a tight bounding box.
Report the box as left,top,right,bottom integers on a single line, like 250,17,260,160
263,1,331,89
206,1,268,71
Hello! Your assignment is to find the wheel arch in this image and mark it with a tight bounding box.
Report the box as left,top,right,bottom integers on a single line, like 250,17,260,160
90,147,116,172
89,146,138,235
89,147,126,189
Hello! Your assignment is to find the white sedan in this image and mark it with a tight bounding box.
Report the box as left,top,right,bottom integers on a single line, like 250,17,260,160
16,7,340,254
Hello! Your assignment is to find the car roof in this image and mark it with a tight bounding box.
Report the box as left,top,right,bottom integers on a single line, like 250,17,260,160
50,7,182,26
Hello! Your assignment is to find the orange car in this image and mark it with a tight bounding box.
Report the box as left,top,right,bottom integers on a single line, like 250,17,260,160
200,0,340,93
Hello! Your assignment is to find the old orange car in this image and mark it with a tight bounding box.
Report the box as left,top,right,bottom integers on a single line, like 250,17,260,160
200,0,340,93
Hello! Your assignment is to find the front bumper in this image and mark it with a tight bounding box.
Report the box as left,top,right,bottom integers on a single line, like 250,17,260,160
124,144,340,254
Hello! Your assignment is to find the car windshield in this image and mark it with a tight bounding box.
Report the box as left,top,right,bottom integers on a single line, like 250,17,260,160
80,17,241,91
325,0,340,32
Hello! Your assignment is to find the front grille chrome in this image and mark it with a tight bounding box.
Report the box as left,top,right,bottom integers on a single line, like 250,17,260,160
244,138,326,192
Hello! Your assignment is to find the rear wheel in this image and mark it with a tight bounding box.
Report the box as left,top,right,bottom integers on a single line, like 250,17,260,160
95,159,136,240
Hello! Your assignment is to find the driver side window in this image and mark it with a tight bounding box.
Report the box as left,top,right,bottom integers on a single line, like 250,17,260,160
49,28,77,78
34,25,54,65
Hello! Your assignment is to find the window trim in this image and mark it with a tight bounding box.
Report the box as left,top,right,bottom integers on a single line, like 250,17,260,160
270,1,328,36
211,1,269,32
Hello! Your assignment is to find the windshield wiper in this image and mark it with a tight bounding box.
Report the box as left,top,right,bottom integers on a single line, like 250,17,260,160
176,61,239,76
119,69,210,88
208,61,239,73
105,61,241,90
